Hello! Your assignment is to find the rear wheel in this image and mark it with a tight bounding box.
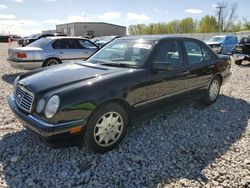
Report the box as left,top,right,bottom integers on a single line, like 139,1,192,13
84,102,128,153
203,77,221,105
43,58,61,67
235,60,242,65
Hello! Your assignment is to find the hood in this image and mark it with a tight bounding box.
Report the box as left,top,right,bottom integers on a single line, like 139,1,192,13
18,62,126,93
206,41,222,45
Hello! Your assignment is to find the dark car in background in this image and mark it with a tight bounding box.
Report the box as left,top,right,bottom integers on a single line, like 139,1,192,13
206,35,238,54
233,36,250,65
8,35,231,152
23,33,66,46
0,35,9,43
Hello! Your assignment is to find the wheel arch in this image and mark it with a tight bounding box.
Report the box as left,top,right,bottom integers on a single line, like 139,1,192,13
96,98,132,117
42,57,62,67
214,73,223,85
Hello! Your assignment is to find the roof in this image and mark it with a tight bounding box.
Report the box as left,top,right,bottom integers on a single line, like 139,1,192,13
46,36,87,40
119,35,202,41
212,35,237,38
56,22,126,28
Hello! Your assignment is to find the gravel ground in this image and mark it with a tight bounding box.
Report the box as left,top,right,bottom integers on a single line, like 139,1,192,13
0,42,250,188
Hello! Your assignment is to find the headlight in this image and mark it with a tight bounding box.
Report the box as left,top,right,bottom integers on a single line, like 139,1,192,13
36,99,45,113
13,76,20,89
45,95,60,118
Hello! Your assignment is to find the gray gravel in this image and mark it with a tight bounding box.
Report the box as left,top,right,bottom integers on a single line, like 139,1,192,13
0,42,250,188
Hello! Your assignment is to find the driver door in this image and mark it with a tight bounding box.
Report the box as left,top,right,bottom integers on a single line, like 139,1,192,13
146,39,192,101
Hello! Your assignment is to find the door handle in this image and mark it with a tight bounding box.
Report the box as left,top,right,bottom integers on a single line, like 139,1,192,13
177,71,190,76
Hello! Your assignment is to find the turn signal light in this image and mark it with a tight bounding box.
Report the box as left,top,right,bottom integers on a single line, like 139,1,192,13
16,52,27,58
70,126,82,134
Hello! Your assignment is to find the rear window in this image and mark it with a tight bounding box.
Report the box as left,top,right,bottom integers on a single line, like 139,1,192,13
27,38,52,47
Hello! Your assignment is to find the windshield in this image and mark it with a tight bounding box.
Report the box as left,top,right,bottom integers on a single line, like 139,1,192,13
88,39,154,67
27,37,52,47
206,36,225,43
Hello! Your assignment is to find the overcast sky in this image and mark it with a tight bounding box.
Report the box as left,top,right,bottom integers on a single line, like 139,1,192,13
0,0,249,36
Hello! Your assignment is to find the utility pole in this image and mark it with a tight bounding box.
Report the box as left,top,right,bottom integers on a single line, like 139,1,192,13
216,5,226,32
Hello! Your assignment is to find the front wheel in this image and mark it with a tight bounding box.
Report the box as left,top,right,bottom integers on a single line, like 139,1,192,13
235,60,242,65
84,103,128,153
203,77,221,105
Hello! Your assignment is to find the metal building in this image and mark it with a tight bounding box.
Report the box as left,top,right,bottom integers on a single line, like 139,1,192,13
42,30,56,34
56,22,126,37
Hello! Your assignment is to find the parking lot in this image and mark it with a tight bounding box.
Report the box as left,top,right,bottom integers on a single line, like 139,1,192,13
0,42,250,187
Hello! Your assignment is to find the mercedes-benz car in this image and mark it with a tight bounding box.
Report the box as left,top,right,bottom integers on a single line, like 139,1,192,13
7,36,99,70
8,35,232,153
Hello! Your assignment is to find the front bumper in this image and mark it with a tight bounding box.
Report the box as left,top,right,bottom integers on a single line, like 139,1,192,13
232,54,250,61
7,94,86,139
7,59,43,70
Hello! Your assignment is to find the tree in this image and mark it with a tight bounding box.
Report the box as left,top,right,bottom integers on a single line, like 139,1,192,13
243,19,250,30
198,15,218,33
179,18,195,33
214,2,238,32
128,24,147,35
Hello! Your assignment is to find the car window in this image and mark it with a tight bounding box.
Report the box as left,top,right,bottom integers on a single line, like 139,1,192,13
27,37,52,47
201,46,212,61
53,39,80,49
184,41,203,64
79,40,97,49
153,40,183,68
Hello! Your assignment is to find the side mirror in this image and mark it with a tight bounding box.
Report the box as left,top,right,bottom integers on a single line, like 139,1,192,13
153,62,172,71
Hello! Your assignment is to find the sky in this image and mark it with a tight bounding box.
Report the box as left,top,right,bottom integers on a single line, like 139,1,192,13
0,0,249,36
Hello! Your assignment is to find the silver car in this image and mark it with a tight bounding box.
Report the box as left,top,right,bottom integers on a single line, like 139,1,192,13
7,36,98,70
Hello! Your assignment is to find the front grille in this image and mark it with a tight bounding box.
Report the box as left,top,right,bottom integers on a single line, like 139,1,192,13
15,85,34,113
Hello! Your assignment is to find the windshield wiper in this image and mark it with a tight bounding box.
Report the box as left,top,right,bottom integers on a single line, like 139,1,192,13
100,62,140,68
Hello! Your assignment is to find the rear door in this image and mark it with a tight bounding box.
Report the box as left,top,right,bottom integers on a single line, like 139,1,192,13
78,39,98,59
225,36,238,54
181,40,215,91
52,39,89,61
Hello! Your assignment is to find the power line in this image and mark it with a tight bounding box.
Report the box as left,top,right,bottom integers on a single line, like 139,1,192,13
216,5,226,32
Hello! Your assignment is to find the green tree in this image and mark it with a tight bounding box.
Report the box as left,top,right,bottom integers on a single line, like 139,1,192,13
198,15,218,33
179,18,195,33
243,19,250,30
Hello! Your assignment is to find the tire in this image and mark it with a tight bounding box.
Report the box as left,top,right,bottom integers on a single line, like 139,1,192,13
43,58,61,67
84,102,128,153
235,60,242,65
203,77,221,105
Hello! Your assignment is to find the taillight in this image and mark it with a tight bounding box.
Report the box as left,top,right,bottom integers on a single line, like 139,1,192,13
16,52,27,58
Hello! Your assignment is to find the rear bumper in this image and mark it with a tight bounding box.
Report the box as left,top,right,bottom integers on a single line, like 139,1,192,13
7,59,43,70
8,94,86,139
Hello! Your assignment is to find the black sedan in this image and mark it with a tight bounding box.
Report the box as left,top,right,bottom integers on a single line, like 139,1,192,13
8,35,232,152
